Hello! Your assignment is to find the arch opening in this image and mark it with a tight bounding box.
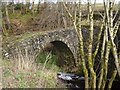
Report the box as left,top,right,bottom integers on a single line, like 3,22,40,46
36,40,76,72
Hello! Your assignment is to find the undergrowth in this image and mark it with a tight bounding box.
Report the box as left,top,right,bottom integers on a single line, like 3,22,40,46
2,50,61,88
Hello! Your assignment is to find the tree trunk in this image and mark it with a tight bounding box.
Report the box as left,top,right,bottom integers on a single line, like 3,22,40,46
31,0,35,16
108,68,117,89
109,1,120,76
62,1,89,88
37,0,40,14
77,1,89,88
87,0,96,88
12,0,14,13
5,2,11,30
62,3,67,29
25,0,30,13
98,14,106,89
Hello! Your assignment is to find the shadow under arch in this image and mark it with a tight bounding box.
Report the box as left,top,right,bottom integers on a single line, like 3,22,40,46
51,41,76,72
36,40,77,73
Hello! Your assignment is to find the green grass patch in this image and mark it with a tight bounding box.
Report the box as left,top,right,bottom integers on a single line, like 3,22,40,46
36,51,58,69
17,79,27,88
3,69,12,77
36,51,57,64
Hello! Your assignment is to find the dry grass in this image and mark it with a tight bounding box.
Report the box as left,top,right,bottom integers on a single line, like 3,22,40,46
0,35,2,89
2,49,62,88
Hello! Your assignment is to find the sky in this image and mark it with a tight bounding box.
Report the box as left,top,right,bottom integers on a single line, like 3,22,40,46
30,0,120,4
2,0,120,4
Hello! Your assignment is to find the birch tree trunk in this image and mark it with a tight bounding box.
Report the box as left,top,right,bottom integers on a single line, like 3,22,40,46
108,68,117,89
100,0,120,89
62,0,119,89
87,0,96,88
101,1,112,89
37,0,41,14
77,1,89,88
12,0,14,13
31,0,35,16
62,1,89,88
108,0,120,76
25,0,30,13
98,14,106,89
20,1,23,14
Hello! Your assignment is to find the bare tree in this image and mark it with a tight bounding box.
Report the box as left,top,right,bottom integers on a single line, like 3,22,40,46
37,0,41,13
12,0,14,13
63,0,120,89
25,0,30,13
87,0,96,88
62,0,89,88
31,0,35,16
5,1,11,31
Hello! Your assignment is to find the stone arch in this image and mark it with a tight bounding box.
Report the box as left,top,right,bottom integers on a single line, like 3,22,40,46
35,38,78,72
3,29,79,72
33,32,79,63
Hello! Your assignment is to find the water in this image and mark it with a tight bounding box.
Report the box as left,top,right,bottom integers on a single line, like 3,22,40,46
57,72,120,89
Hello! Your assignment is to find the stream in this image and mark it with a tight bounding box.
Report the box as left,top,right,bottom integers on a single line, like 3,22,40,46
57,72,120,89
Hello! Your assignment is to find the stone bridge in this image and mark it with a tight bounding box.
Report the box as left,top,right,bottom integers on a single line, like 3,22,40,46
3,27,120,75
3,28,80,64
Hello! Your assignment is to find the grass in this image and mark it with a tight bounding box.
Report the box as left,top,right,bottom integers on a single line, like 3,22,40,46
9,13,33,24
3,31,42,45
36,51,58,67
3,11,49,47
2,68,59,88
2,50,61,88
2,3,113,49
